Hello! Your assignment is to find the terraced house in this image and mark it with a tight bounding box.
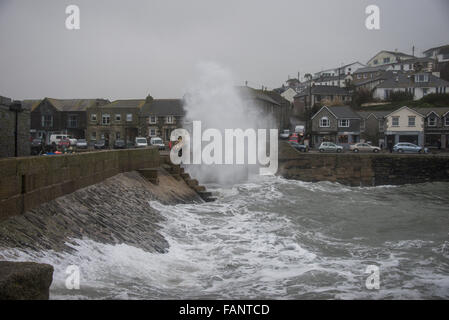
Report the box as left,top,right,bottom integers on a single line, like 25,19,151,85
357,111,389,147
86,99,145,147
414,107,449,148
311,106,361,148
373,72,449,101
140,97,185,142
30,98,109,142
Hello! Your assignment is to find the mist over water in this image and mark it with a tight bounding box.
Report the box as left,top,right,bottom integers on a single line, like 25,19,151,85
182,62,275,184
1,176,448,299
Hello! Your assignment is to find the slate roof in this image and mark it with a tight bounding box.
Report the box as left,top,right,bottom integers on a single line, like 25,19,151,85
22,99,42,111
295,85,352,98
236,86,280,105
141,99,185,116
412,107,449,117
98,99,145,109
376,73,449,89
423,44,449,55
312,106,360,120
42,98,110,112
357,111,390,119
354,65,390,74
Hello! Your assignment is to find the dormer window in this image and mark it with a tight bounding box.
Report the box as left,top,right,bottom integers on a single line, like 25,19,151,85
445,117,449,126
415,74,429,83
428,117,436,126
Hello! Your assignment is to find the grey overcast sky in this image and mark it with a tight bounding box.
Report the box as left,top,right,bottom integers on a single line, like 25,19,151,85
0,0,448,100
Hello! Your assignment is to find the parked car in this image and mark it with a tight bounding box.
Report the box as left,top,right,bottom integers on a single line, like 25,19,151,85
393,143,428,154
288,133,299,143
319,142,343,153
280,130,290,139
58,138,71,149
76,139,88,149
113,139,127,149
135,137,148,148
94,140,106,149
295,125,305,134
49,134,77,146
350,143,381,153
289,141,309,152
150,137,165,150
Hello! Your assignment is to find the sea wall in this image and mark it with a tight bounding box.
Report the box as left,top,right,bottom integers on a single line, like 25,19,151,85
278,141,449,186
0,148,160,222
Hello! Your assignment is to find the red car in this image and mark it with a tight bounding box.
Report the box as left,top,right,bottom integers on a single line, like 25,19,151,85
288,133,299,143
58,138,71,149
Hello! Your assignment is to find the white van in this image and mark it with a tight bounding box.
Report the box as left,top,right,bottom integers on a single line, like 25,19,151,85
49,134,77,146
135,137,148,148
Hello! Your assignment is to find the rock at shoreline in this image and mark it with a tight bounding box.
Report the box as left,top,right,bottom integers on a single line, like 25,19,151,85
0,261,53,300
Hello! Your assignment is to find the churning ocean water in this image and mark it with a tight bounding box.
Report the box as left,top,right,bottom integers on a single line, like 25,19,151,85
1,175,448,299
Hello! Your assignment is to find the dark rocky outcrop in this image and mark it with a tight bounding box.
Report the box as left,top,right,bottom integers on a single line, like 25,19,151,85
0,261,53,300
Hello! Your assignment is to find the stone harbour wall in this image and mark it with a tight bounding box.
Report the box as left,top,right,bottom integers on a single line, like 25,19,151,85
0,147,160,222
278,141,449,186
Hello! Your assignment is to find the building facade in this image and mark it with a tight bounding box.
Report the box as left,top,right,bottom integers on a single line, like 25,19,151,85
373,72,449,101
367,50,415,67
415,108,449,149
384,106,425,148
311,106,361,148
31,98,109,143
86,99,145,146
140,98,185,142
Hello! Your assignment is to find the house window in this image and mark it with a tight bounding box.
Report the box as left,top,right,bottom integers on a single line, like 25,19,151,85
379,120,384,131
149,116,157,124
373,59,378,65
445,117,449,126
149,128,156,136
320,117,330,127
415,74,429,83
102,114,110,125
357,74,361,79
360,120,365,131
383,57,390,64
408,116,416,127
91,114,97,122
392,116,399,127
68,115,78,128
115,114,121,122
339,119,350,127
126,113,132,122
166,116,174,124
41,115,53,128
116,132,121,139
91,132,96,140
422,88,429,96
428,117,436,126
